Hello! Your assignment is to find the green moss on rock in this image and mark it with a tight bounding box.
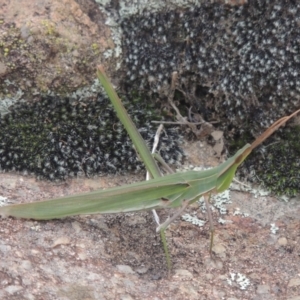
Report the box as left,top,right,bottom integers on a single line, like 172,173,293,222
0,94,184,180
254,126,300,197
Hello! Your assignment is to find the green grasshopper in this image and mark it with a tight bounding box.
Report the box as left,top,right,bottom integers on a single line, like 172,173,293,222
0,65,299,269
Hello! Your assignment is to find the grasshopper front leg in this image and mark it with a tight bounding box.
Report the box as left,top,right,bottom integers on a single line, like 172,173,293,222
154,153,216,256
156,199,190,272
156,200,190,233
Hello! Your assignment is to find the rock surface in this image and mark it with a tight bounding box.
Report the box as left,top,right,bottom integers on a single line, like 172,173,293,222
0,1,300,299
0,0,113,107
0,141,299,299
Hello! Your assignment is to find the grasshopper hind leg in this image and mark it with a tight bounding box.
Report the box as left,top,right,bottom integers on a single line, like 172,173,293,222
204,193,215,257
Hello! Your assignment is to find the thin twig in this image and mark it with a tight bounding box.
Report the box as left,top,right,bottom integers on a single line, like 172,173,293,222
146,124,164,181
152,120,219,125
188,106,194,122
166,71,215,138
233,178,252,188
147,124,164,226
263,141,281,148
152,120,205,125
